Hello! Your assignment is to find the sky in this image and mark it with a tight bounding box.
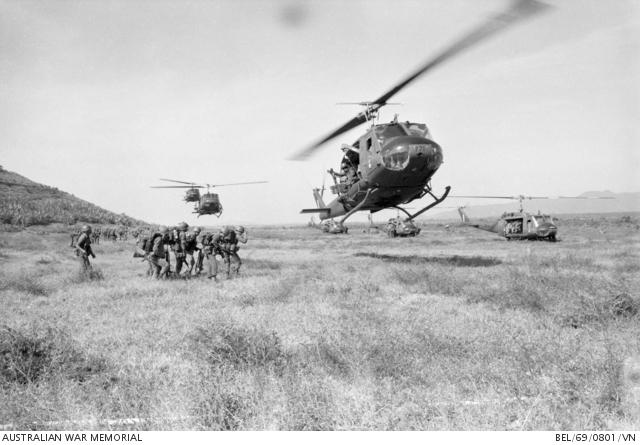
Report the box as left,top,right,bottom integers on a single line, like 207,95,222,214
1,0,638,225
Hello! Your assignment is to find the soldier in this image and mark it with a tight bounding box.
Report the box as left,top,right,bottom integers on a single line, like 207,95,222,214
194,227,206,275
172,222,189,277
185,226,201,276
163,226,176,276
133,230,153,276
201,230,223,281
229,225,248,276
70,226,81,247
75,225,96,273
89,227,99,245
148,227,170,279
217,226,239,279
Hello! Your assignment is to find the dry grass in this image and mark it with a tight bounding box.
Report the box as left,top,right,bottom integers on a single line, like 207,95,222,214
0,215,639,430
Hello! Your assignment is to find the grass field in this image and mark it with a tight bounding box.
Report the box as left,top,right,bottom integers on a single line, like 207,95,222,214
1,215,639,430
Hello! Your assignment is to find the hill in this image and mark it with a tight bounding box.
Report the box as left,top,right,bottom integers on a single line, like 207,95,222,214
0,166,148,227
427,191,640,221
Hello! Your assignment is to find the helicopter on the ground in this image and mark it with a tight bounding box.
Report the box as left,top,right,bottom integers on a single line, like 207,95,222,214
151,178,267,217
453,194,614,241
321,219,349,234
292,0,548,234
384,217,421,238
382,207,420,237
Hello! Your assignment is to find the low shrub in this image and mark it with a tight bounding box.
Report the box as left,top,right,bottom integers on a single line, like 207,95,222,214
0,325,108,386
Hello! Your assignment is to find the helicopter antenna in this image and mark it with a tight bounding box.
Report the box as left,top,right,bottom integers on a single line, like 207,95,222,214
321,172,326,199
336,102,403,127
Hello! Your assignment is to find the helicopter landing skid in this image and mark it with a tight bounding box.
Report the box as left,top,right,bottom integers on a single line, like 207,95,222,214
403,185,451,222
194,211,222,218
338,188,375,227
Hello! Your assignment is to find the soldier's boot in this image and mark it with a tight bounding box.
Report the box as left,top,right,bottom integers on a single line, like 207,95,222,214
224,260,232,279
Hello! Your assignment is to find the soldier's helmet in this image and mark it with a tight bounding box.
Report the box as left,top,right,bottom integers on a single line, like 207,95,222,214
159,226,169,234
235,226,245,234
224,225,234,236
193,227,201,234
178,222,189,231
81,225,92,234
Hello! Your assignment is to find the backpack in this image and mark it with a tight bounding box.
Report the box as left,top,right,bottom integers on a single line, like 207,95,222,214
185,233,197,251
145,233,162,254
138,235,149,250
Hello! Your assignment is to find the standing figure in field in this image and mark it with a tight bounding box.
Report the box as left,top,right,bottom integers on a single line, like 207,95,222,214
75,225,96,273
172,222,189,277
230,225,248,276
202,230,223,281
148,227,170,279
185,226,201,276
194,227,206,276
218,226,240,279
164,226,176,276
133,230,153,276
90,227,101,245
70,226,81,247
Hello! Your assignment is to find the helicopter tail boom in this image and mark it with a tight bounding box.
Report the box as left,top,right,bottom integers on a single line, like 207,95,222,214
300,208,331,217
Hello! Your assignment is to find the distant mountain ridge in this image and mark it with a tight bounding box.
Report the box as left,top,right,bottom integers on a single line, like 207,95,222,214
0,166,148,227
427,191,640,220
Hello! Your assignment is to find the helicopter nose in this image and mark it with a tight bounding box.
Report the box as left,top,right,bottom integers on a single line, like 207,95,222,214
537,223,557,237
381,139,442,171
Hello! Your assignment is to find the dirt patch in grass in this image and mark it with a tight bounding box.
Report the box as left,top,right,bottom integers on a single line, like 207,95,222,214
354,252,502,267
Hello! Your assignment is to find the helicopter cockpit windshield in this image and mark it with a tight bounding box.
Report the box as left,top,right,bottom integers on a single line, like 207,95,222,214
374,124,406,145
532,214,554,225
403,122,431,138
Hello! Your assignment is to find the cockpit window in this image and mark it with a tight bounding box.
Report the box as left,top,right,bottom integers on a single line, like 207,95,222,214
374,124,406,145
532,215,553,224
404,122,430,138
382,145,410,170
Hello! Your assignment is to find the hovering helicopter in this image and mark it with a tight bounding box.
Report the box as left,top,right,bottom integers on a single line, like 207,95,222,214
292,0,549,233
151,178,267,217
453,194,615,241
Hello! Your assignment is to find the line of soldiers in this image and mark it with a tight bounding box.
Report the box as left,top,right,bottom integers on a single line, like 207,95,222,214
70,225,132,246
134,222,248,281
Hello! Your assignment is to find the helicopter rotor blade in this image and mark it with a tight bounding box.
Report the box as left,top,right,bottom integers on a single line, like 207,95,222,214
289,0,548,160
450,195,549,200
150,185,205,189
158,178,198,185
204,181,268,188
555,195,615,200
290,114,369,160
373,0,549,106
